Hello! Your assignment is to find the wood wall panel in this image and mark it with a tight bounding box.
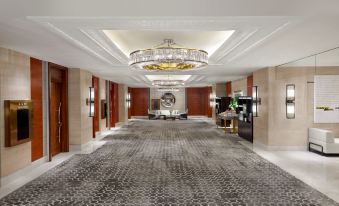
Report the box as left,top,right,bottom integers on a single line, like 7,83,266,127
109,82,119,127
226,81,232,97
109,81,119,127
30,58,43,162
106,80,109,127
92,76,99,138
186,87,210,116
109,82,114,127
247,75,253,97
207,87,212,118
130,88,149,116
114,83,119,123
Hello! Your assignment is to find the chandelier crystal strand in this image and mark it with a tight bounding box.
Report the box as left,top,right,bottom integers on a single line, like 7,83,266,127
129,39,208,71
157,88,180,92
152,80,185,87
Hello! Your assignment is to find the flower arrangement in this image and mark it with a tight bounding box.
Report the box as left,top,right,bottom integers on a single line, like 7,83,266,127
228,97,238,111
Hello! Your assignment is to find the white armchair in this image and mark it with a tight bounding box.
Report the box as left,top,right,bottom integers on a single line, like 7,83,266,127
308,128,339,155
148,109,159,120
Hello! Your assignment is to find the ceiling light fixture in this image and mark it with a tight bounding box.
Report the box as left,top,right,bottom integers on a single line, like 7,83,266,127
157,88,180,92
152,80,185,87
129,39,208,71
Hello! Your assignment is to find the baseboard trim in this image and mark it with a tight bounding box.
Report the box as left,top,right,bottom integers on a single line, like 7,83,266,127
131,116,148,119
70,140,94,152
1,128,118,189
95,130,116,141
1,156,48,187
253,141,307,151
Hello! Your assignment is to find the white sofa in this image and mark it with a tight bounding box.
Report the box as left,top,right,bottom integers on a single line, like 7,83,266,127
308,128,339,154
148,110,187,120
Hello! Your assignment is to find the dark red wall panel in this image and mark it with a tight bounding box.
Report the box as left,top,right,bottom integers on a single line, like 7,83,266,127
30,58,43,162
186,87,210,116
247,75,253,97
226,81,232,97
109,82,119,127
92,76,99,137
130,88,149,116
114,83,119,123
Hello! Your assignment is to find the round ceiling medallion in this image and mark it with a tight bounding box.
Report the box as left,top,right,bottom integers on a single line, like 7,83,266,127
160,92,176,108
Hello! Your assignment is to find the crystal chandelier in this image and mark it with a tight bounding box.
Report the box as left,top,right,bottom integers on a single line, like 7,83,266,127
129,39,208,71
152,80,185,87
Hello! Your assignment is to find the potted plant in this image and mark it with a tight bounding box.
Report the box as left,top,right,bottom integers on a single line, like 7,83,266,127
228,97,238,111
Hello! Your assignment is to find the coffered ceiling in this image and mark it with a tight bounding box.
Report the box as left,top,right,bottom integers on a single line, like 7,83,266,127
1,0,339,87
103,30,235,58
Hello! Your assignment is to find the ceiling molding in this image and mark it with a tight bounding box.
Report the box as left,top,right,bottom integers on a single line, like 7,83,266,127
80,29,128,64
27,16,299,86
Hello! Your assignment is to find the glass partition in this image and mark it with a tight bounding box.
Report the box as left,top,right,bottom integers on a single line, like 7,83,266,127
275,47,339,122
314,48,339,123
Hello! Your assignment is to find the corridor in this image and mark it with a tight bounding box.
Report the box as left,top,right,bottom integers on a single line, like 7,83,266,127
0,120,336,206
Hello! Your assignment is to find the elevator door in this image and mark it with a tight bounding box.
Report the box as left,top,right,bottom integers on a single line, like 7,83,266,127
49,63,68,161
50,81,62,156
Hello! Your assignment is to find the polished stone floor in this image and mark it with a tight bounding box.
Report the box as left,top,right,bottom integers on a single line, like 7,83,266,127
0,120,338,206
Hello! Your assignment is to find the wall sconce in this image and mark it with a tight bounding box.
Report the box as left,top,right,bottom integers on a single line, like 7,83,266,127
86,87,95,117
252,86,261,117
126,92,131,108
209,93,215,107
286,84,295,119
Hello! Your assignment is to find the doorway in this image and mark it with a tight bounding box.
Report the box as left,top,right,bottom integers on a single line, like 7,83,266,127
48,63,69,161
151,99,160,110
109,82,119,128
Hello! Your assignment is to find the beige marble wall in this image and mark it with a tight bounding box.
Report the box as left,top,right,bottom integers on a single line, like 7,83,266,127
231,78,247,96
68,68,93,146
215,83,226,97
268,67,313,148
68,69,81,145
149,87,186,111
0,48,31,177
118,84,128,124
253,68,270,146
80,70,93,143
99,79,107,132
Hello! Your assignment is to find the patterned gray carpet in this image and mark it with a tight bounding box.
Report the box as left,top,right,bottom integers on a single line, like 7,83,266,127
0,119,338,206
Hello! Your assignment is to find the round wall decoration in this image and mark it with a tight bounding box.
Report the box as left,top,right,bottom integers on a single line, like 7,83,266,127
160,92,176,108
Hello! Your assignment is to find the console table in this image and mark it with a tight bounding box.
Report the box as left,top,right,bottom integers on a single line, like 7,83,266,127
217,112,238,134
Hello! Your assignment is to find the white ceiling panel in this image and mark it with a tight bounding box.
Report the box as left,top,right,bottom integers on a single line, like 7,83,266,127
0,0,339,87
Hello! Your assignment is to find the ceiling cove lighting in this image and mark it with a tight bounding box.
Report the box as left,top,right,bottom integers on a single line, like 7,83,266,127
152,80,185,87
129,39,208,71
157,88,180,92
286,84,295,119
